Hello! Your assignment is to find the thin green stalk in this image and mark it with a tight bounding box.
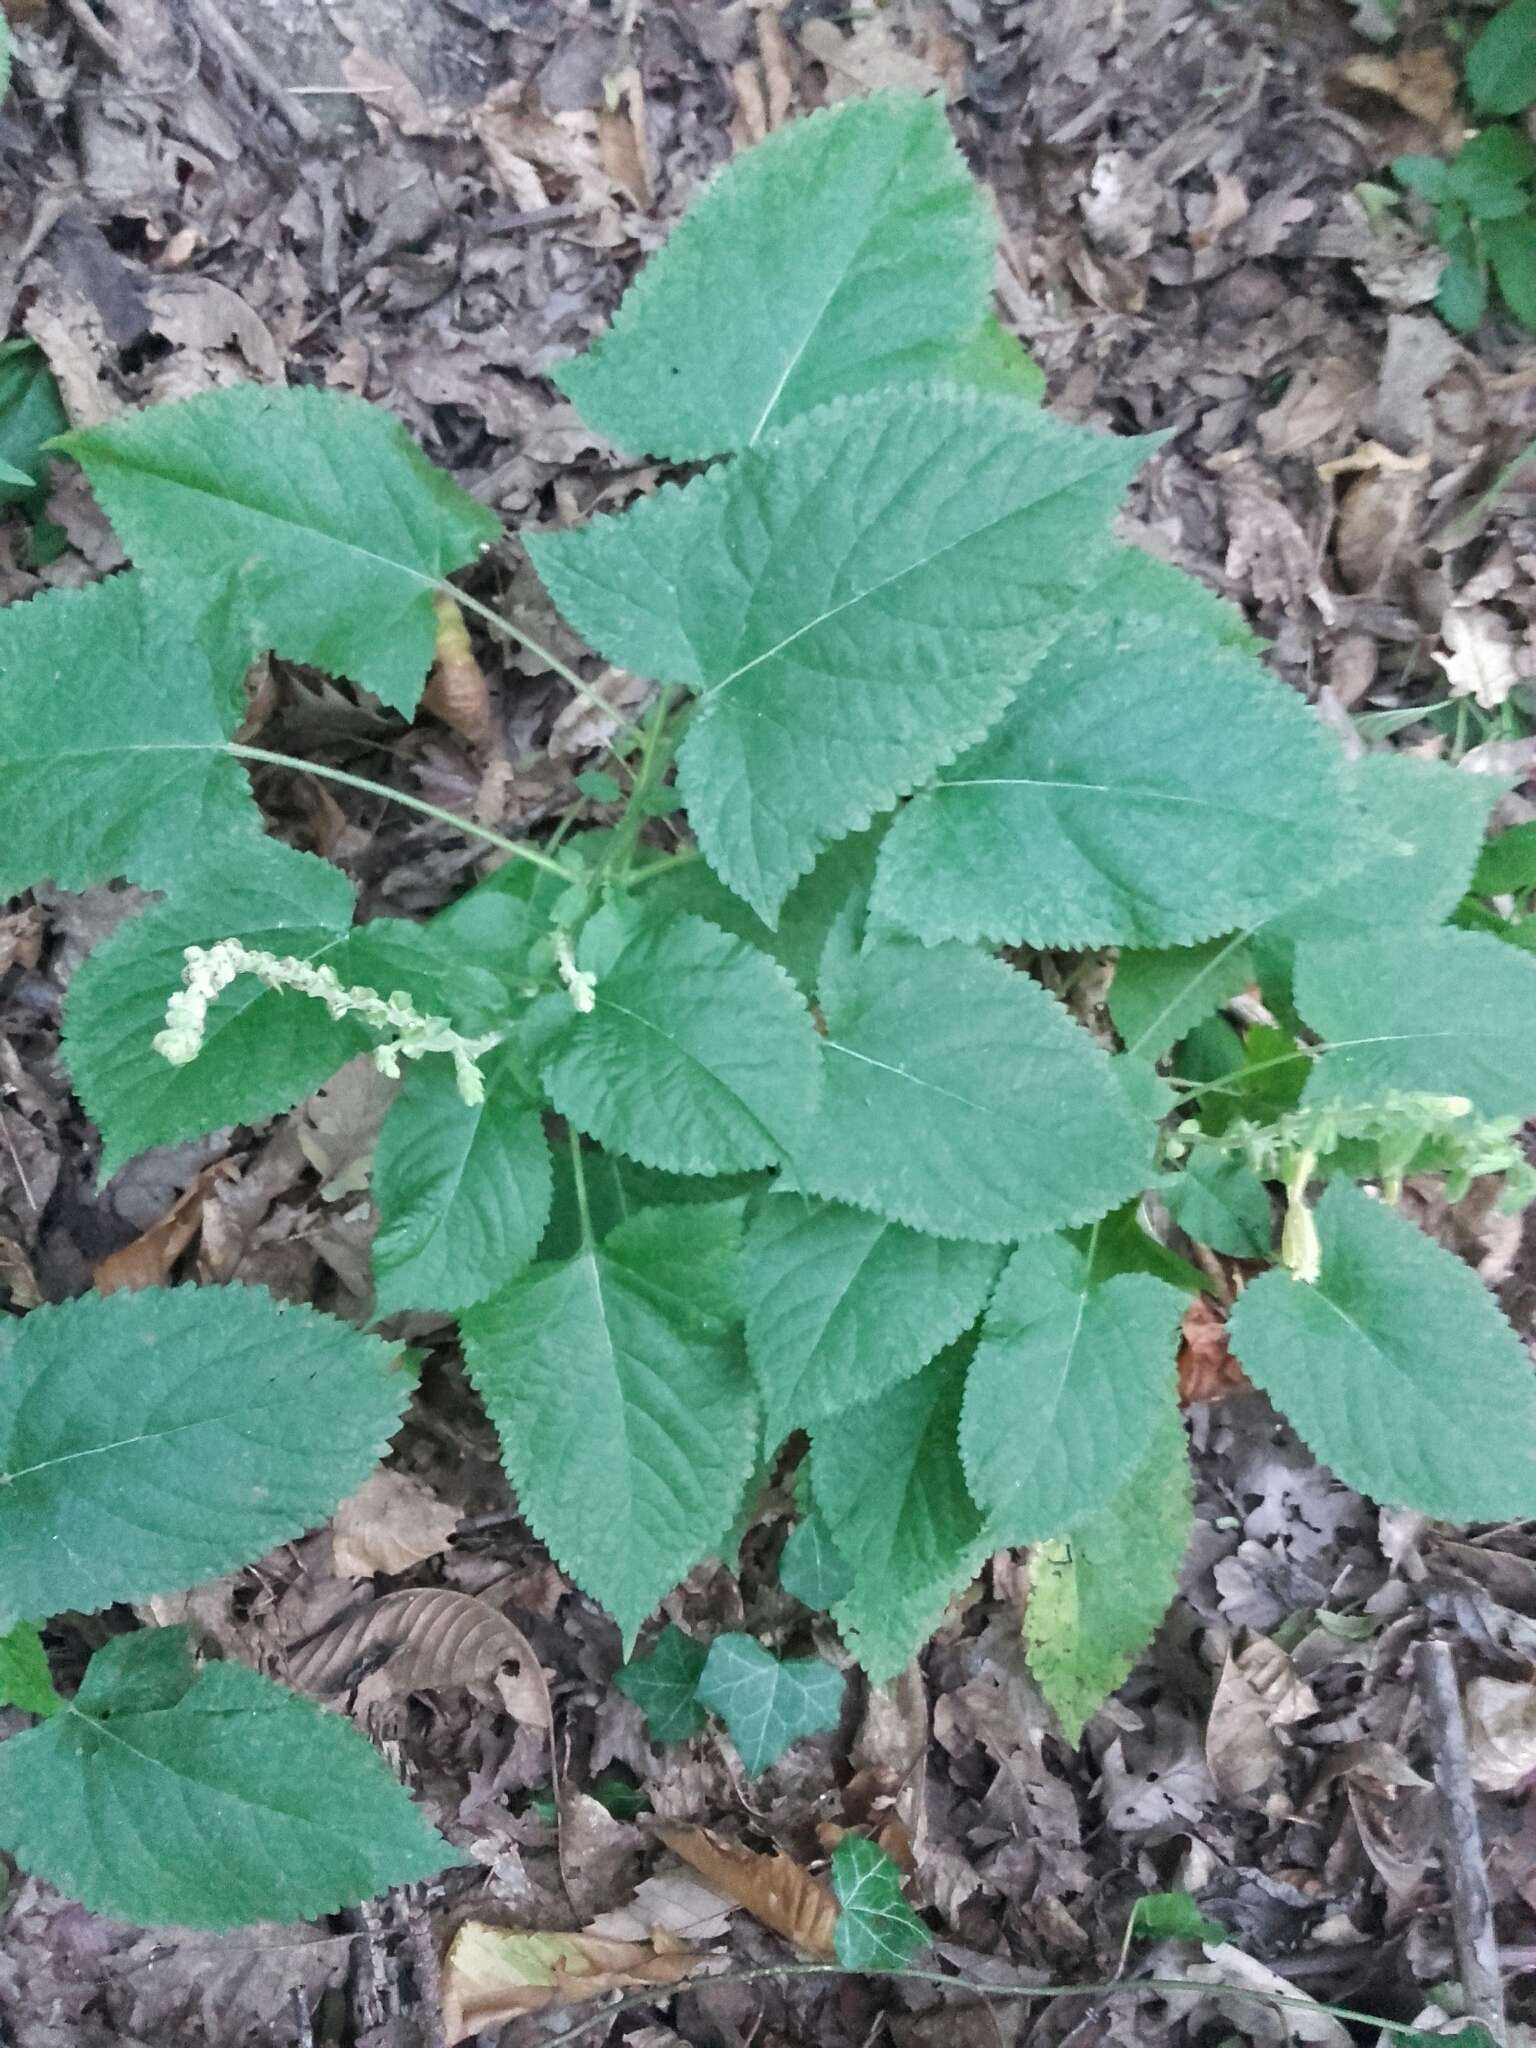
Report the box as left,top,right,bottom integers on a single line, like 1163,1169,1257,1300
448,584,650,749
628,844,700,889
604,684,679,886
227,743,569,880
550,1958,1462,2047
568,1124,595,1251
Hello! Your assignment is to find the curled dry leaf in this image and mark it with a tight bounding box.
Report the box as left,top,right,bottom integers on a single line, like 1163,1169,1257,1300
282,1587,551,1725
655,1825,837,1958
1464,1676,1536,1791
92,1160,239,1295
423,592,493,750
1332,48,1460,150
1205,1635,1319,1801
1434,605,1523,711
331,1467,461,1578
1177,1296,1251,1405
439,1924,697,2044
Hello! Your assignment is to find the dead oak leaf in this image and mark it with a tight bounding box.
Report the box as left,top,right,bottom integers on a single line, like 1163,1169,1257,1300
655,1825,837,1957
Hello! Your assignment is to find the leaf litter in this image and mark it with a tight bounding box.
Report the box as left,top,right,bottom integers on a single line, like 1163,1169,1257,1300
2,0,1536,2042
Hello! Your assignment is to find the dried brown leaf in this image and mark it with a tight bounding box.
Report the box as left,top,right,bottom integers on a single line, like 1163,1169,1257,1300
439,1924,696,2044
655,1826,837,1957
1205,1635,1318,1800
283,1588,551,1725
331,1468,461,1578
423,592,493,750
1333,49,1460,147
1177,1296,1251,1405
93,1160,238,1295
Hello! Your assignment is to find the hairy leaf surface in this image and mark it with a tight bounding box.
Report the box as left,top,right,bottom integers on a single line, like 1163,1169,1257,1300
461,1205,757,1646
555,94,994,459
527,907,821,1174
0,1629,460,1927
530,390,1146,920
959,1234,1185,1544
786,939,1151,1242
0,1286,407,1632
58,386,499,715
1229,1183,1536,1518
1024,1400,1192,1740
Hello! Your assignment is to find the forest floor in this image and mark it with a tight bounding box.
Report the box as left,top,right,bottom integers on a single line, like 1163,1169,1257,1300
2,0,1536,2044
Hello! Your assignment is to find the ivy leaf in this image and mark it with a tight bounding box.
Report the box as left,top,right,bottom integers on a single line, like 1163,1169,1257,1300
371,1049,553,1317
1296,927,1536,1119
0,571,270,900
742,1196,1001,1446
527,907,821,1175
813,1339,990,1684
555,94,995,461
530,390,1146,921
1109,935,1255,1062
786,939,1151,1243
62,838,362,1180
830,1837,929,1970
56,386,499,716
0,1285,408,1633
1230,1184,1536,1518
613,1625,709,1744
1160,1154,1274,1259
778,1516,855,1610
872,616,1350,949
960,1235,1186,1546
0,1628,462,1928
0,1622,61,1717
694,1634,844,1775
461,1204,758,1647
1024,1401,1192,1741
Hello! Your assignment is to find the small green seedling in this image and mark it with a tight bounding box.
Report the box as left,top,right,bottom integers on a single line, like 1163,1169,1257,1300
4,91,1536,1935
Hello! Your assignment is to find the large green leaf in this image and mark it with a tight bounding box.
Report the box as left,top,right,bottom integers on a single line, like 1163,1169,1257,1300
461,1204,758,1647
0,571,268,900
1024,1400,1192,1741
555,94,995,461
57,386,500,716
62,839,362,1179
742,1195,1000,1446
526,906,821,1175
959,1234,1186,1545
1296,926,1536,1119
1229,1183,1536,1519
1109,935,1254,1062
371,1049,552,1316
872,616,1350,949
695,1633,844,1775
0,1628,462,1928
0,1285,408,1633
785,938,1151,1243
530,390,1146,921
813,1339,990,1683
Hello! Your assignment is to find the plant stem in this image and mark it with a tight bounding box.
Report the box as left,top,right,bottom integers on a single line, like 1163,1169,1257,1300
568,1124,595,1251
447,584,650,749
628,845,700,889
549,1959,1466,2047
227,743,570,880
605,684,679,886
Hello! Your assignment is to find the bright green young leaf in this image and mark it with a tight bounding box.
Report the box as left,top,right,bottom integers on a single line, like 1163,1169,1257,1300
56,386,500,716
371,1049,552,1316
1488,212,1536,327
62,838,362,1179
694,1633,844,1775
530,389,1146,921
1474,820,1536,897
742,1195,1001,1446
1024,1400,1191,1741
0,571,271,900
1229,1183,1536,1519
931,314,1046,401
959,1233,1186,1545
1128,1890,1225,1945
786,939,1151,1243
0,1622,61,1717
555,93,995,461
1467,0,1536,117
0,1285,408,1633
527,907,821,1175
1109,934,1255,1062
813,1339,991,1684
831,1836,929,1969
1160,1153,1274,1259
0,339,67,509
0,1628,462,1928
872,616,1350,950
1296,926,1536,1119
613,1625,709,1743
778,1515,855,1610
461,1203,758,1647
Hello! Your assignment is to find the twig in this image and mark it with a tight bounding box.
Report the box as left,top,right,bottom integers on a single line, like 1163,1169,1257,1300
1415,1637,1507,2045
288,1985,314,2048
177,0,320,143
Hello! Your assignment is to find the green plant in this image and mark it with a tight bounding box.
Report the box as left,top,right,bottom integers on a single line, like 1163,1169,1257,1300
4,90,1536,1934
1391,0,1536,330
